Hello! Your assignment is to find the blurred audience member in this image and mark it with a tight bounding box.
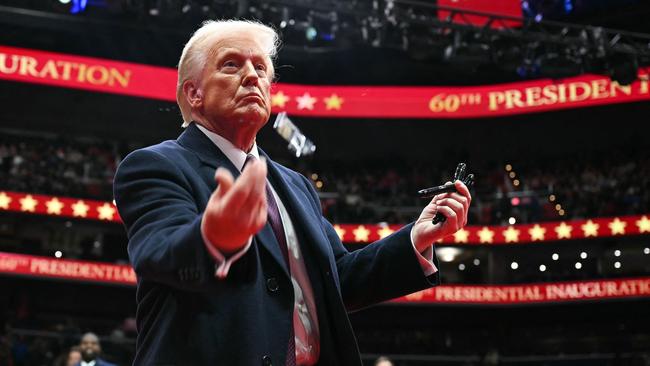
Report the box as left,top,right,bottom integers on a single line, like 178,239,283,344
67,346,82,366
374,355,395,366
76,333,117,366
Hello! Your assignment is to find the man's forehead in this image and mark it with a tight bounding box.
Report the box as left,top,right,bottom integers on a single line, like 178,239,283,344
82,335,99,342
216,46,268,58
210,35,270,58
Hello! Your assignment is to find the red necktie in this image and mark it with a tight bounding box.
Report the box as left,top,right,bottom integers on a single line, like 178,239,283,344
244,154,296,366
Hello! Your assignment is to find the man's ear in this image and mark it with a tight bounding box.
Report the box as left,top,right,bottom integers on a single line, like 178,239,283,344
183,79,203,109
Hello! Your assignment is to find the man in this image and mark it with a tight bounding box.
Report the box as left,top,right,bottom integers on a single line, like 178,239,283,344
75,333,117,366
374,356,395,366
113,20,471,366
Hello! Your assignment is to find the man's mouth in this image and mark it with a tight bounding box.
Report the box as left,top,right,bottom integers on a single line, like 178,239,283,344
239,93,264,104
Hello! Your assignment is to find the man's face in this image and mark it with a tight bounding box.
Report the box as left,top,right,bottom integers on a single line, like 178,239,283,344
79,335,100,361
195,33,273,133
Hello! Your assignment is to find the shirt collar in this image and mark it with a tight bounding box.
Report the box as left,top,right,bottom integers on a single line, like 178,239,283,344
194,123,260,171
80,361,96,366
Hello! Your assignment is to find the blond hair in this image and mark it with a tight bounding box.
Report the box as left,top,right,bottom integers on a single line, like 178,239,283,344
176,20,279,127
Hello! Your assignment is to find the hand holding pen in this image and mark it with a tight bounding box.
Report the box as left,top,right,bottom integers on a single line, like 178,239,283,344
410,163,474,251
418,163,475,225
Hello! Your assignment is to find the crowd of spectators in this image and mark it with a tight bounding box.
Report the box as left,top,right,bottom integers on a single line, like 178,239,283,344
1,131,648,225
0,304,134,366
0,133,124,201
307,147,650,225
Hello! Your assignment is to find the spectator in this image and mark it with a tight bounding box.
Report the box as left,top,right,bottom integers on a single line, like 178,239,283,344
67,346,82,366
75,333,117,366
375,355,395,366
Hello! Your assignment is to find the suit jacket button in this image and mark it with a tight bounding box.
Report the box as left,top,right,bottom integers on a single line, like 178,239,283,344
262,355,272,366
266,277,279,292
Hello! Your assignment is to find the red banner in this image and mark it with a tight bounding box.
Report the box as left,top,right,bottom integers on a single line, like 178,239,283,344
0,252,136,285
2,45,649,118
396,277,650,304
1,251,647,304
2,190,650,244
437,0,522,28
0,191,121,222
334,215,650,244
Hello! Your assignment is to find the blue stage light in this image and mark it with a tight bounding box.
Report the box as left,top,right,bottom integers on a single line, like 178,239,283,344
70,0,88,14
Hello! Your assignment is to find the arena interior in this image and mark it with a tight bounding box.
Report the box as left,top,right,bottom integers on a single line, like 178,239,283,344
1,0,649,365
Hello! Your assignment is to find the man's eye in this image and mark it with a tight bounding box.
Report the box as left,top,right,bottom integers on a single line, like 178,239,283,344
223,61,238,68
256,64,266,71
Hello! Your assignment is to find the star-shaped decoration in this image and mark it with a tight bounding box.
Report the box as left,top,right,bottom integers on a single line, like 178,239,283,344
636,216,650,233
581,220,599,237
554,222,573,239
97,203,116,221
333,225,346,241
324,94,344,110
377,226,395,239
72,200,90,218
46,197,64,215
19,195,38,212
296,93,317,110
353,225,370,242
477,227,494,244
529,224,546,241
502,226,520,243
608,217,626,235
271,91,290,108
453,228,469,243
0,191,12,209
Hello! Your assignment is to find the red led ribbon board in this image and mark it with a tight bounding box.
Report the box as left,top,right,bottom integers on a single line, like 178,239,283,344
0,191,121,222
0,252,136,285
1,45,650,118
0,251,647,304
333,215,650,244
2,191,650,244
395,277,650,304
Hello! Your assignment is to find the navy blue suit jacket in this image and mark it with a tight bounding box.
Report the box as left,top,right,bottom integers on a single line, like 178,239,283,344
113,123,439,365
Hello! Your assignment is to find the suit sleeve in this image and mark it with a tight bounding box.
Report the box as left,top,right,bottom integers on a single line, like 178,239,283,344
113,148,218,292
297,174,440,311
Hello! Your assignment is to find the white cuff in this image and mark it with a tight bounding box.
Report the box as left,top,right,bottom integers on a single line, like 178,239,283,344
410,229,438,277
201,220,253,279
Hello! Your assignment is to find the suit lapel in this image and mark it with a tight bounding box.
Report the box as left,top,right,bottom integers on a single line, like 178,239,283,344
177,124,290,279
177,123,240,180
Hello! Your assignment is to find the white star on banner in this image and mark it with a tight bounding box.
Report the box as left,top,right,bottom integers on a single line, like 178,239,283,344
296,93,317,110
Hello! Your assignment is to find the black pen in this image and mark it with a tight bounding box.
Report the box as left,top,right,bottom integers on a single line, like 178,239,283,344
417,182,457,198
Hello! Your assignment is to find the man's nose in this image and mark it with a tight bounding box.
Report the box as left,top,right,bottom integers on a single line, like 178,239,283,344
241,61,259,88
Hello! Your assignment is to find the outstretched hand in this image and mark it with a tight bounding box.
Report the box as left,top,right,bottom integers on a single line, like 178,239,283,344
201,158,268,254
411,180,472,252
